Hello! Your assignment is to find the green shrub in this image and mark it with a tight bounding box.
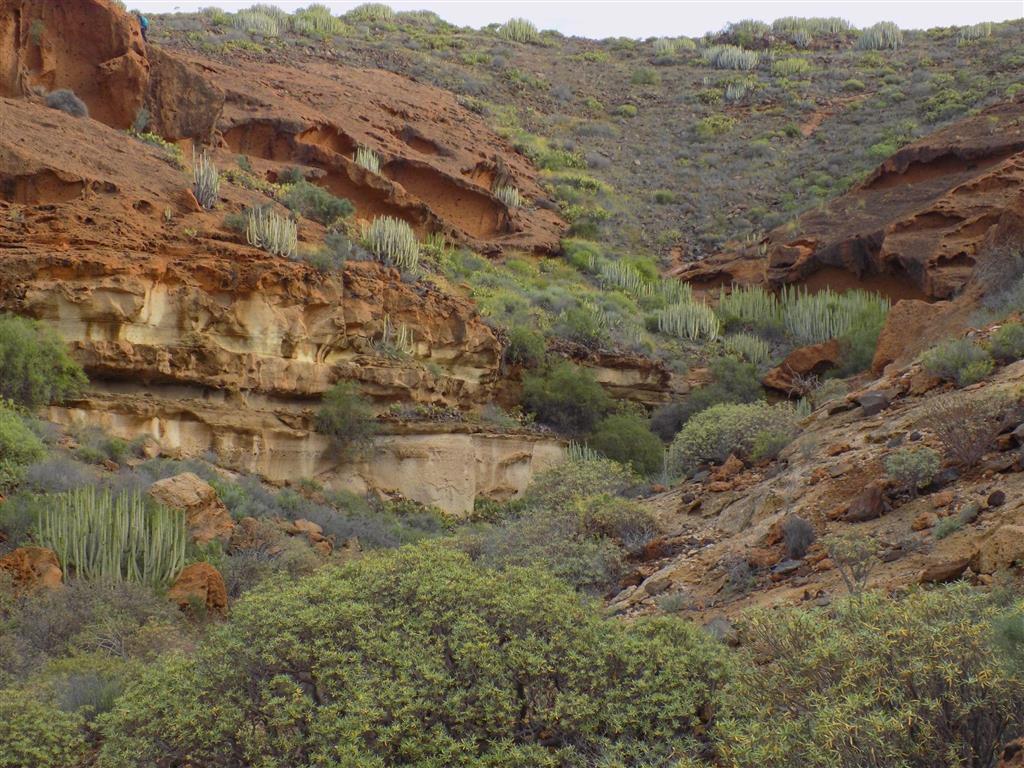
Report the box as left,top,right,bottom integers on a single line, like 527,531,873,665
0,314,87,409
989,322,1024,360
0,689,88,768
856,21,903,50
498,17,540,44
934,516,963,539
245,207,297,258
716,586,1024,767
315,381,378,456
503,325,545,368
631,67,660,86
521,361,612,434
344,2,394,22
722,332,772,364
781,286,889,347
615,103,638,118
771,58,811,77
279,179,353,226
921,338,994,386
842,78,866,91
36,487,186,587
519,455,639,513
588,413,664,476
98,545,729,767
884,446,940,497
668,401,798,476
0,403,47,490
651,356,763,441
231,7,283,35
364,216,420,271
694,114,737,140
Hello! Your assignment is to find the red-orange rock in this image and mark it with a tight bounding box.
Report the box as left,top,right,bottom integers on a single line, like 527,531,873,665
168,563,228,617
0,547,62,592
711,454,744,482
149,472,235,545
746,547,781,569
843,482,888,522
972,525,1024,574
918,557,972,584
999,739,1024,767
763,339,842,394
872,301,954,373
912,512,937,531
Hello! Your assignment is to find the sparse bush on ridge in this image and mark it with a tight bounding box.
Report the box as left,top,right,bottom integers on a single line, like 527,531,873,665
192,149,220,209
701,44,760,70
345,2,395,23
279,179,353,225
923,390,1018,467
354,146,381,174
884,446,940,497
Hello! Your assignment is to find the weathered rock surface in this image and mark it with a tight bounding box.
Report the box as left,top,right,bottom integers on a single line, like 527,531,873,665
168,562,228,616
148,472,234,544
763,339,842,394
0,547,63,592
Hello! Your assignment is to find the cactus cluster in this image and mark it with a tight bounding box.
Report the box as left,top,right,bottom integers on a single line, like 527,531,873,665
291,5,348,37
355,146,382,174
365,216,420,271
657,301,721,341
192,149,220,210
701,44,760,70
857,21,903,51
246,207,298,258
37,487,186,588
493,184,523,208
499,17,540,44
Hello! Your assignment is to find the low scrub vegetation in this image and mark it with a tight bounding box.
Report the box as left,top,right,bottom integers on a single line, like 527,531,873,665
364,216,420,271
0,314,87,409
921,338,994,386
315,381,378,456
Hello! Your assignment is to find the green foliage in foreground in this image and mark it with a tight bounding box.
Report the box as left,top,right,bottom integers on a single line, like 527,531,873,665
716,585,1024,768
0,314,87,409
97,545,729,767
921,338,994,387
0,689,87,768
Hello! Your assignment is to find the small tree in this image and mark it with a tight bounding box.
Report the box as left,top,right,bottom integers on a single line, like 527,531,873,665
0,315,87,409
823,531,880,597
315,381,378,457
588,413,664,477
884,447,940,498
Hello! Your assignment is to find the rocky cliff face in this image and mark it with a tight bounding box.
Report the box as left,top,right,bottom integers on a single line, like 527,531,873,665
0,0,574,512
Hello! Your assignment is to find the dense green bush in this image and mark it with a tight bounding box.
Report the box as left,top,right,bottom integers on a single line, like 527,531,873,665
518,455,639,512
588,412,664,476
521,360,612,434
0,315,87,409
989,322,1024,361
921,338,994,386
668,401,798,476
716,586,1024,768
0,689,88,768
98,545,729,767
884,446,940,497
279,179,354,226
0,403,47,490
651,356,762,441
315,381,378,456
503,325,546,368
498,17,540,44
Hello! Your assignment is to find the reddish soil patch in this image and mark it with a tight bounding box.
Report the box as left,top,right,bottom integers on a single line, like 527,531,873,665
384,160,505,239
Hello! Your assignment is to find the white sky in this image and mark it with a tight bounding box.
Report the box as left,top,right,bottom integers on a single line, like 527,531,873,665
133,1,1023,39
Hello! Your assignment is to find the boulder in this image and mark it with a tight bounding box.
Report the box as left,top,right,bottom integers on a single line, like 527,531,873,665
843,481,889,522
711,454,744,482
857,391,891,418
0,547,62,592
763,339,842,394
168,562,228,617
872,300,952,373
148,472,234,545
999,739,1024,768
918,556,971,584
972,525,1024,574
